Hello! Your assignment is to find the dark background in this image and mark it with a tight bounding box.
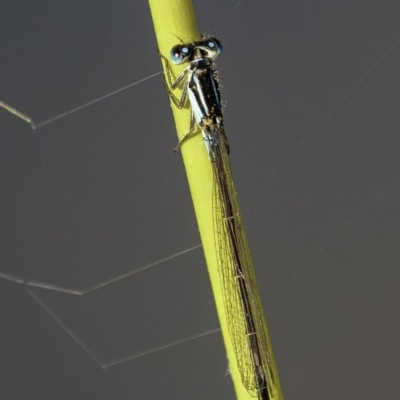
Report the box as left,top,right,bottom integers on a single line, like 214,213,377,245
1,1,400,399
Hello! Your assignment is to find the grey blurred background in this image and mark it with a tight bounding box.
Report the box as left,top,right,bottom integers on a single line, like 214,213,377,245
1,1,400,399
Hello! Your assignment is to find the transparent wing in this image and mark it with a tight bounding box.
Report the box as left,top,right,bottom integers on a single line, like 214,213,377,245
208,126,275,399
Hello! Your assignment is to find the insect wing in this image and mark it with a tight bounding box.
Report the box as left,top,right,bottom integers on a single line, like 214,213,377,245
210,127,274,398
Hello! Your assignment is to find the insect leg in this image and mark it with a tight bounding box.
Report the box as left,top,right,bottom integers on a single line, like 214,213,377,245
173,109,197,152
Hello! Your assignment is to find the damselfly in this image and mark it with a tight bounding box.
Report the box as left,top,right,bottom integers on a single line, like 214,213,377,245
160,36,275,400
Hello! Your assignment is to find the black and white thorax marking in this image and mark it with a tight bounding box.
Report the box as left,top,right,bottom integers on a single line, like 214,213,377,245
160,37,227,152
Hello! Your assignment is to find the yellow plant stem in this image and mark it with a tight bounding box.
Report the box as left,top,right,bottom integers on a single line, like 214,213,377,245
148,1,284,399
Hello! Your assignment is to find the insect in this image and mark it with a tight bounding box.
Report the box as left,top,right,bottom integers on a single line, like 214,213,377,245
160,36,275,399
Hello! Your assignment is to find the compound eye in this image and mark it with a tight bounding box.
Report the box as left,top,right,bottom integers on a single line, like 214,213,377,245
170,44,192,64
204,37,223,59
